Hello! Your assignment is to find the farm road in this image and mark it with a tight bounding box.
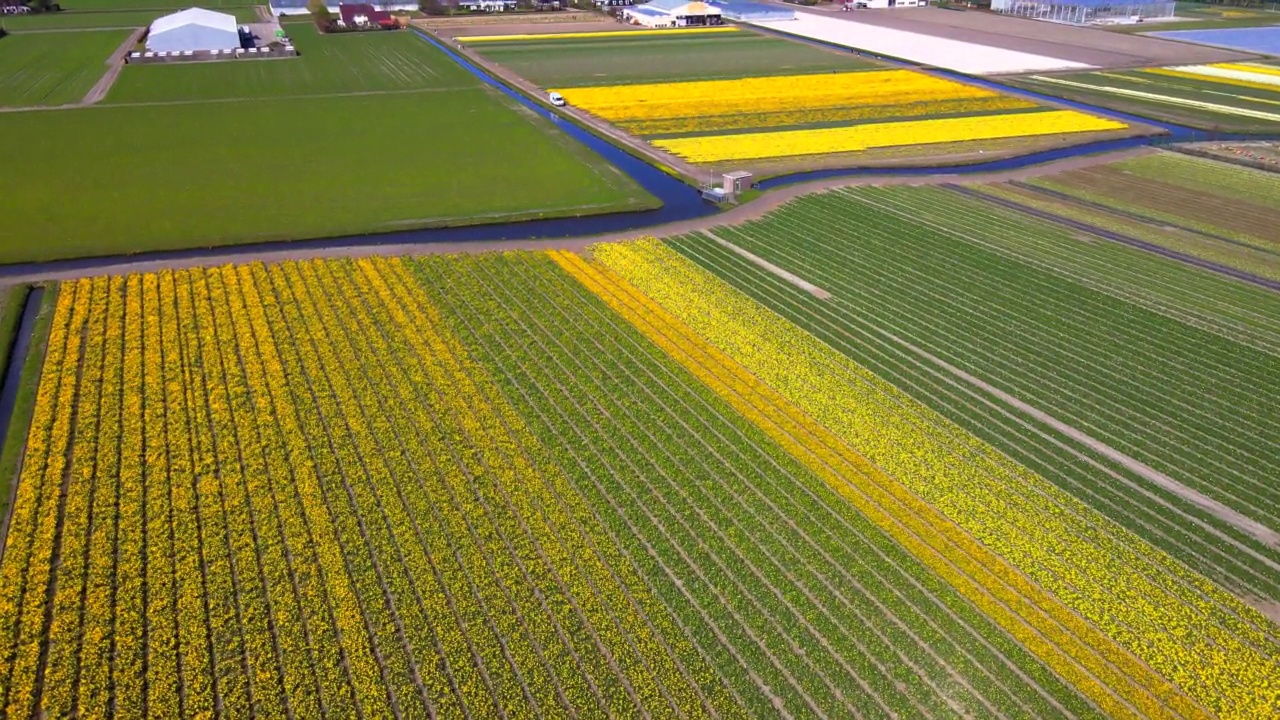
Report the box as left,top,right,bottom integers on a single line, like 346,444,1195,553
81,27,144,106
0,147,1154,285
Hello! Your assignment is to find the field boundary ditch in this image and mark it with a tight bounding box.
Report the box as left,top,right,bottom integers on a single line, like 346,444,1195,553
0,287,45,566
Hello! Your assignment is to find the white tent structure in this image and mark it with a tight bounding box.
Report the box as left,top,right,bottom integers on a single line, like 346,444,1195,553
147,8,240,52
622,0,722,27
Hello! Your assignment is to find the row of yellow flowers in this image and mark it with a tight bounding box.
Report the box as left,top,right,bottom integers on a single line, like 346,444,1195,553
591,238,1280,720
0,280,87,719
1141,66,1280,94
356,256,724,717
622,95,1038,136
554,69,1001,123
461,26,739,42
654,109,1128,162
555,247,1204,720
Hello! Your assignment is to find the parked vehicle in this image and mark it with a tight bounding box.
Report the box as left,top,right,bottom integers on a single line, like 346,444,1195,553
549,92,567,107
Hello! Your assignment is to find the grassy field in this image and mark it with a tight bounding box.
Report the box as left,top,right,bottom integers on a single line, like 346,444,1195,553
0,7,255,30
0,88,653,263
107,25,476,103
470,30,878,87
0,29,128,107
1011,65,1280,132
38,0,251,9
6,253,1278,717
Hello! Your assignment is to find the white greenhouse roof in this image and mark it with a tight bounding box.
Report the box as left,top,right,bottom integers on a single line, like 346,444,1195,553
150,7,238,36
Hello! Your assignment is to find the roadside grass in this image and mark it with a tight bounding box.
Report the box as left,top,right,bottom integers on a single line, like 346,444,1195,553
472,31,880,87
0,7,255,30
0,283,55,538
36,0,251,9
0,88,655,264
0,29,130,107
107,24,476,102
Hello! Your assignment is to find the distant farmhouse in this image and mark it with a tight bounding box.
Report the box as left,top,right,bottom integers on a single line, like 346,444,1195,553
622,0,723,28
338,2,396,28
268,0,417,15
147,8,241,52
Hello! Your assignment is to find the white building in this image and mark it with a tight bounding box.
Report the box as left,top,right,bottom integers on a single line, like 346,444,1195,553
848,0,922,7
622,0,723,28
147,8,240,52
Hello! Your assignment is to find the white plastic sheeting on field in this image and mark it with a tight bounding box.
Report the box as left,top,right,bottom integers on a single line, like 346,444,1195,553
748,14,1093,75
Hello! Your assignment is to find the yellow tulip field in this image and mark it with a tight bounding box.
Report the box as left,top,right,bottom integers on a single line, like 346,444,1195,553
1,224,1277,716
553,70,1127,164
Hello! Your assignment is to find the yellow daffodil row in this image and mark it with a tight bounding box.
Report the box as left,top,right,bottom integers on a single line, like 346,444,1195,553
0,280,88,719
622,95,1038,136
1212,62,1280,78
654,109,1129,162
461,26,739,42
554,70,1001,123
556,247,1205,720
0,259,727,717
591,238,1280,720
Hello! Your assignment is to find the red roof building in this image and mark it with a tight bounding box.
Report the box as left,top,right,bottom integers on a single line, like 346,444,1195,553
338,3,394,27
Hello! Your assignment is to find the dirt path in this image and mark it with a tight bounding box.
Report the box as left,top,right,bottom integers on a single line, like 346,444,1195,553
81,27,143,106
704,230,832,299
872,322,1280,549
0,146,1155,285
255,5,273,22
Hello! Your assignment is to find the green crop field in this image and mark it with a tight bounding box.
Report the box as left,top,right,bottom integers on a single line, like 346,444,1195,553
1010,67,1280,132
41,0,251,9
1024,152,1280,255
666,187,1280,607
0,7,255,30
0,88,654,263
0,29,128,107
107,25,476,103
469,29,879,87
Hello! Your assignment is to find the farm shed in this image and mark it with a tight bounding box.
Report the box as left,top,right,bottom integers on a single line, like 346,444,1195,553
338,2,394,27
710,0,793,21
991,0,1174,25
623,0,723,27
147,8,241,52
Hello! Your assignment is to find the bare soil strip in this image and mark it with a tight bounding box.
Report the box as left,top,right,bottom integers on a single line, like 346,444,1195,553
703,231,832,300
871,322,1280,549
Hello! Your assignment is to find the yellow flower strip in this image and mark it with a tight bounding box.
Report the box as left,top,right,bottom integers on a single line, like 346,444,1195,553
1213,62,1280,78
113,275,146,719
553,249,1187,720
1,279,90,719
79,276,125,719
159,270,216,716
40,277,109,719
208,266,323,719
241,263,394,715
193,269,290,719
622,96,1038,136
269,261,440,715
654,110,1128,163
224,265,361,717
461,26,738,42
556,70,999,123
357,256,724,717
289,256,578,715
140,273,179,718
597,239,1277,719
1143,67,1280,94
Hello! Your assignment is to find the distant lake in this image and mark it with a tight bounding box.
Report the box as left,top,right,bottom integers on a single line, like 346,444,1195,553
1146,26,1280,55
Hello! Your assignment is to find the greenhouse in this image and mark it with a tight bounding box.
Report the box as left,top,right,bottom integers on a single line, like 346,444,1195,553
990,0,1175,25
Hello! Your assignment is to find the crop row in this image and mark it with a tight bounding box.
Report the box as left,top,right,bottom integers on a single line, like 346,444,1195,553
808,187,1280,533
649,202,1280,718
0,260,724,717
411,250,1110,719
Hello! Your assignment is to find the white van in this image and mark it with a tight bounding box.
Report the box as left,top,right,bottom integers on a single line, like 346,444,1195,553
548,92,566,107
